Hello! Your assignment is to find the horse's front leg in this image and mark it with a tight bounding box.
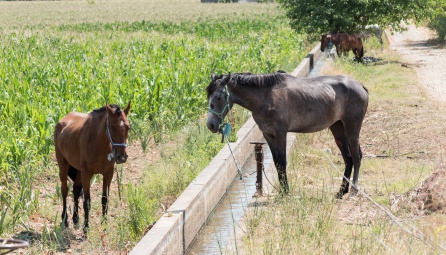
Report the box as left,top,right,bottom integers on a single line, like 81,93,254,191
336,47,341,58
353,49,361,62
81,171,93,236
101,171,114,224
72,171,83,226
263,132,288,194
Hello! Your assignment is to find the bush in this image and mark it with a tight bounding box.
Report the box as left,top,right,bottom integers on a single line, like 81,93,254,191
428,13,446,43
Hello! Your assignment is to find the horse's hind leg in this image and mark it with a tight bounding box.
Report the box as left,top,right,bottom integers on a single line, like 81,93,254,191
55,148,70,227
345,127,363,195
59,167,69,228
329,121,353,198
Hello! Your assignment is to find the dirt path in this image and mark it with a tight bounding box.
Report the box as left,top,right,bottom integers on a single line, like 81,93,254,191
389,24,446,101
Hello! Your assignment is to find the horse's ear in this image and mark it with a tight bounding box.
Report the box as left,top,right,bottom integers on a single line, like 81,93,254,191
222,73,232,86
105,103,114,115
124,101,131,115
211,73,217,81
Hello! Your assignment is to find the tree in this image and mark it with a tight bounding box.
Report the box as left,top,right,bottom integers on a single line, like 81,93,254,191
277,0,446,41
429,13,446,42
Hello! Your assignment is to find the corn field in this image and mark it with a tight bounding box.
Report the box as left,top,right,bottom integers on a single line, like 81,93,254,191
0,1,310,252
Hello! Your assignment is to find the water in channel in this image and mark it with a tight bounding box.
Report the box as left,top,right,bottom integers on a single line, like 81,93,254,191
186,143,272,255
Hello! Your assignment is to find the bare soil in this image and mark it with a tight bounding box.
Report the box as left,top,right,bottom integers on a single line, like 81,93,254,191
389,24,446,215
390,24,446,101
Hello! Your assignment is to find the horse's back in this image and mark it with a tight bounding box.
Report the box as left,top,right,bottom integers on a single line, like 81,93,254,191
280,75,367,132
338,33,362,47
318,75,367,99
55,112,88,137
293,75,368,113
319,75,368,117
54,112,89,167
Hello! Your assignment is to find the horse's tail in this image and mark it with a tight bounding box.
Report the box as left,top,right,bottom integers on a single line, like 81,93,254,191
362,83,369,94
68,165,78,182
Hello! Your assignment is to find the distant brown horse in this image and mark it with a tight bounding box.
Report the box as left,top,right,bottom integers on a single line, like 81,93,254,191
321,33,364,62
206,73,368,197
54,102,131,236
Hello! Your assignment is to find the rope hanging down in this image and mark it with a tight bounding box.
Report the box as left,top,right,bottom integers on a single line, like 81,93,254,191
207,84,243,180
220,123,243,180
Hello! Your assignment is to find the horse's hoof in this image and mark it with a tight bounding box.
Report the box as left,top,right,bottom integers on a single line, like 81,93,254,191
73,216,79,225
350,187,359,196
277,188,289,197
335,191,344,199
76,235,86,243
83,226,89,237
61,221,69,228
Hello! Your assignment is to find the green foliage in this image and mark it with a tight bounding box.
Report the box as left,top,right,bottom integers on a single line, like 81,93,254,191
277,0,444,40
429,13,446,43
0,12,310,243
120,113,248,240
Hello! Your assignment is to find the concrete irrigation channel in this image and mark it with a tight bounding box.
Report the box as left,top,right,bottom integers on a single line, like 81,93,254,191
129,43,323,255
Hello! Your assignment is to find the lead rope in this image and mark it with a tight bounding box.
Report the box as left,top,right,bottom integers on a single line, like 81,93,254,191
105,114,126,202
115,164,122,202
208,84,243,180
220,123,243,180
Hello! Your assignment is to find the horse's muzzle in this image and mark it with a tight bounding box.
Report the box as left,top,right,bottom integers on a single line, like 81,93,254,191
206,114,220,133
116,154,128,164
206,121,220,133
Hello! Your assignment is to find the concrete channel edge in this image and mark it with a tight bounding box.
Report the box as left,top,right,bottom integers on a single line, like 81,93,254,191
129,42,322,255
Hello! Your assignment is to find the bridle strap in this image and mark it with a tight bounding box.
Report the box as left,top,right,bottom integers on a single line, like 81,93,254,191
106,115,127,148
207,84,231,122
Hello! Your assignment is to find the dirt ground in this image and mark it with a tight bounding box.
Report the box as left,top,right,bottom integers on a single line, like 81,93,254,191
390,24,446,101
388,24,446,214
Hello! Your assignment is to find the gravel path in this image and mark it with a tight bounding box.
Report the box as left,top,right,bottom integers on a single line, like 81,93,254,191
389,24,446,101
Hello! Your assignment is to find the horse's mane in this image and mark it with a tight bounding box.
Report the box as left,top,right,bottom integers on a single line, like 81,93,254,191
233,73,287,88
206,72,288,98
92,104,122,115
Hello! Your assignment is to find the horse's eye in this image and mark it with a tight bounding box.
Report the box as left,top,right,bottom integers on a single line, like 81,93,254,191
217,97,222,101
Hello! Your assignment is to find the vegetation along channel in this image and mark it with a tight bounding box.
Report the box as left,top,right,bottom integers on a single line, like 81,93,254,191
1,0,446,254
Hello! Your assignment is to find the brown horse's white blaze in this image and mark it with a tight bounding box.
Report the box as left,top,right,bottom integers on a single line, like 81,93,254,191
54,102,131,236
206,73,368,198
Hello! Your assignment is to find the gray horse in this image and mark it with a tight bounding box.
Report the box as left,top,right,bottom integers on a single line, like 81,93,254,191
206,72,369,198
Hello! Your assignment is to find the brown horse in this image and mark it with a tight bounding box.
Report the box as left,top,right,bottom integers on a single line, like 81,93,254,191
206,73,368,197
54,102,131,235
321,33,364,62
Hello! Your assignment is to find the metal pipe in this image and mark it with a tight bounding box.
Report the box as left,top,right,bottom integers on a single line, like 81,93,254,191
250,142,266,196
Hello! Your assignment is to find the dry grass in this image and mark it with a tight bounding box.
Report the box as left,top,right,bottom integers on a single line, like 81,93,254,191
242,42,446,254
